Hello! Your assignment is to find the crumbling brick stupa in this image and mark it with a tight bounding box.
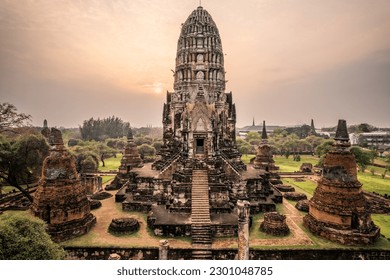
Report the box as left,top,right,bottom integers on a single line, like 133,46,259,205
31,128,96,242
106,128,143,191
116,6,282,253
304,120,380,245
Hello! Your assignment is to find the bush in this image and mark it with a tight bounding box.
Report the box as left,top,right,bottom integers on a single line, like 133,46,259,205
0,212,65,260
138,144,156,157
67,138,80,147
80,155,98,173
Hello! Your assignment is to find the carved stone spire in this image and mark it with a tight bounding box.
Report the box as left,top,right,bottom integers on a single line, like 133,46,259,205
261,120,268,140
127,127,134,140
334,119,349,142
309,119,317,136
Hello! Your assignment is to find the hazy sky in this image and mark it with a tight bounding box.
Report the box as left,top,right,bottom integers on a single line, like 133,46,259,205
1,0,389,128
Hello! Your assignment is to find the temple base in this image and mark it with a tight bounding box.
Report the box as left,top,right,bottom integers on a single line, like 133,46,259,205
303,214,380,246
48,213,97,243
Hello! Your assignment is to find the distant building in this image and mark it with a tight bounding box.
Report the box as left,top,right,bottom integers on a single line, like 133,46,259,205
238,121,286,138
352,131,390,148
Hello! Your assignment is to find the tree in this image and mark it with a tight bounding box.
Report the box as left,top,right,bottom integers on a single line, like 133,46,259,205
315,140,334,158
69,141,115,169
237,138,252,156
0,103,31,133
67,138,80,147
79,116,130,141
350,123,377,133
0,134,49,201
0,212,65,260
350,146,372,172
70,146,99,173
96,143,117,167
245,131,261,143
152,140,163,152
80,155,98,173
138,144,156,157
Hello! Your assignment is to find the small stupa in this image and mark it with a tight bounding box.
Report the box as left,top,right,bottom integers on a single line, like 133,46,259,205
118,127,143,174
253,121,279,171
31,128,96,242
303,119,380,245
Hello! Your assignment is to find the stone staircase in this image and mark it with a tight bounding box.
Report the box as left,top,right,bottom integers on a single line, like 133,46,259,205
191,169,212,259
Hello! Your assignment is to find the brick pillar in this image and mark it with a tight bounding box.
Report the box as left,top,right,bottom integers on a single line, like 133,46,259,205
159,239,169,260
237,200,250,260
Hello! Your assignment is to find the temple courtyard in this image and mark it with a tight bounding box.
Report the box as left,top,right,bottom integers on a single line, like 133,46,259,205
53,156,389,250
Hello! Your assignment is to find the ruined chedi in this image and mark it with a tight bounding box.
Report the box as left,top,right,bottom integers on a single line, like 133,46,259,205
253,121,279,172
119,128,143,173
31,128,96,242
303,120,380,245
107,128,143,191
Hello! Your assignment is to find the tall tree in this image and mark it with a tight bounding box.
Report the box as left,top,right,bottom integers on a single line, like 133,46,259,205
79,116,130,141
350,146,372,172
0,103,31,133
0,134,49,201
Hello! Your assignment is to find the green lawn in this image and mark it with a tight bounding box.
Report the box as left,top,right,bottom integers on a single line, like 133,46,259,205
357,172,390,196
274,155,320,172
372,214,390,239
241,154,255,164
282,178,317,198
99,153,122,172
1,184,30,194
374,158,389,167
282,172,390,197
250,212,291,240
366,165,387,175
101,175,115,184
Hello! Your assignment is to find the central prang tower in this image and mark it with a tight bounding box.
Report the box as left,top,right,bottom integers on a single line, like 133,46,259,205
155,6,240,164
118,6,282,259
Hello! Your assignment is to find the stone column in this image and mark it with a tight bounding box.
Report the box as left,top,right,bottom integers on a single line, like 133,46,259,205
159,240,169,260
237,200,250,260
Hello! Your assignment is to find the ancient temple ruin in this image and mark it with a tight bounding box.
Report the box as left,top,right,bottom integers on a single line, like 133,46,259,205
253,121,279,172
116,6,282,257
107,128,143,191
304,120,380,245
31,128,96,242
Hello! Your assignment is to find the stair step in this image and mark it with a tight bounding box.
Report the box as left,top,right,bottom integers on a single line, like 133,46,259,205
191,169,212,250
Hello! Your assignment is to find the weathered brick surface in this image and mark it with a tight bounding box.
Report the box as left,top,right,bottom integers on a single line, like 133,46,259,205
31,128,96,242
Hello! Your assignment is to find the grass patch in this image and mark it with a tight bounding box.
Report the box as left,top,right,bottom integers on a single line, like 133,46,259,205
357,172,390,196
366,165,387,175
372,214,390,239
0,210,33,221
1,184,30,194
274,155,320,172
374,158,389,167
101,175,115,184
282,178,317,198
99,153,122,172
250,211,291,240
241,154,255,164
